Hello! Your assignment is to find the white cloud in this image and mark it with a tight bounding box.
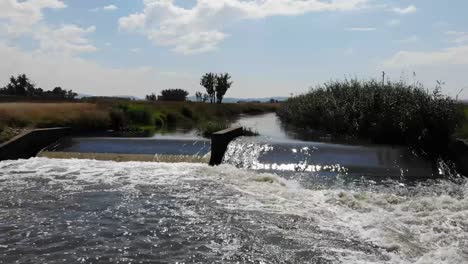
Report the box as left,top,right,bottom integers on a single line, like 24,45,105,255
446,31,468,44
103,5,118,11
130,48,141,53
90,4,118,12
392,5,417,15
384,45,468,67
0,42,196,97
34,25,97,55
119,0,369,54
345,27,376,31
0,0,96,56
0,0,66,35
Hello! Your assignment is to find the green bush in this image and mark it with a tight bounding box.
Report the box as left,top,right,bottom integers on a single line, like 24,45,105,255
154,114,165,128
165,112,179,125
109,109,128,131
126,105,153,125
278,79,461,155
181,106,193,118
0,126,18,143
198,121,229,138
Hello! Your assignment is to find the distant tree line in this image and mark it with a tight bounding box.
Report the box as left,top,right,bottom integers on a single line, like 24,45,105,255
145,73,233,104
0,74,77,100
146,89,189,102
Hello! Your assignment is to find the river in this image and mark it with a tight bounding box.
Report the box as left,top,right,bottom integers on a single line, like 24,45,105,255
1,114,467,263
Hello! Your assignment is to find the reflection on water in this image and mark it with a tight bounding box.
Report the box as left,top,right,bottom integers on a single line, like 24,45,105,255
233,113,342,143
228,114,437,181
48,137,210,156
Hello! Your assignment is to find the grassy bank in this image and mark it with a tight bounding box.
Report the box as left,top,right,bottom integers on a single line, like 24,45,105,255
0,101,278,142
278,79,461,155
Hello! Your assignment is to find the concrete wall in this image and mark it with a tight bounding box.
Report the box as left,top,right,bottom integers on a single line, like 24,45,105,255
0,128,70,161
209,127,244,166
448,138,468,176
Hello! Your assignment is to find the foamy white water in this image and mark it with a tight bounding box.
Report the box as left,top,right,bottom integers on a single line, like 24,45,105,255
0,158,467,263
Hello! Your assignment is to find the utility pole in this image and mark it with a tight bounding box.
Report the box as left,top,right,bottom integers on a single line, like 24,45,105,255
382,71,385,86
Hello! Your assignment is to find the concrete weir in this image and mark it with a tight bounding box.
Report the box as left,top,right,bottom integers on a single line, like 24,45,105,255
209,127,244,166
0,127,70,161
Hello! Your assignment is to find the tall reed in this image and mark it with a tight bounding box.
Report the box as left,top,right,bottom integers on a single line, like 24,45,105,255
278,79,461,154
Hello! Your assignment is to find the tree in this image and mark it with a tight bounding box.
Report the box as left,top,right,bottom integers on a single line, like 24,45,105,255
66,90,78,100
200,73,216,104
52,87,67,98
195,91,202,102
146,93,157,101
0,74,76,100
159,89,189,101
1,74,34,96
215,73,233,104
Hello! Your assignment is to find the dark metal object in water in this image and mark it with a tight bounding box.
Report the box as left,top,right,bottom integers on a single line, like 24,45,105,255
209,127,244,166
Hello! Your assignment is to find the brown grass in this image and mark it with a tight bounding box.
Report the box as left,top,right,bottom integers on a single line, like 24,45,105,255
0,103,110,130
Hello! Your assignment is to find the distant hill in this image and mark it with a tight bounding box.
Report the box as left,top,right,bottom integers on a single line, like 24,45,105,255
77,94,142,100
78,93,286,103
187,96,287,103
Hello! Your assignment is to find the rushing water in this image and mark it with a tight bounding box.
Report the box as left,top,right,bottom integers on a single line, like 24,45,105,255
1,158,467,263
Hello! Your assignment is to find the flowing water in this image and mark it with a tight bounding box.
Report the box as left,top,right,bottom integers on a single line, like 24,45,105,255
1,114,467,263
1,158,467,263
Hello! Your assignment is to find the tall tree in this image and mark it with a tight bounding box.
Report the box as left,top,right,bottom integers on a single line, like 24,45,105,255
146,93,157,101
215,73,233,104
200,73,216,104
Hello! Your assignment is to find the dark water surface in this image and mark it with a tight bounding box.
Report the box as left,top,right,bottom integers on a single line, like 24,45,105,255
49,137,211,156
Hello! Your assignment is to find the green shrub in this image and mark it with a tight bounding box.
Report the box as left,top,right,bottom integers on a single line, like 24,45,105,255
109,109,128,131
126,105,153,125
242,105,266,115
181,106,193,118
165,112,179,125
198,121,229,138
153,116,164,128
278,79,461,155
0,126,18,143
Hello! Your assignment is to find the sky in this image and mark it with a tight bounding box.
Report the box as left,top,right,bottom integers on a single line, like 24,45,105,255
0,0,468,99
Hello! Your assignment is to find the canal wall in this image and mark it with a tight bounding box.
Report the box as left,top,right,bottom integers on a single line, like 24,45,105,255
448,138,468,176
209,127,244,166
0,127,70,161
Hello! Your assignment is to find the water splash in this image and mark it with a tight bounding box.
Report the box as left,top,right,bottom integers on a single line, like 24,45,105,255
0,158,467,263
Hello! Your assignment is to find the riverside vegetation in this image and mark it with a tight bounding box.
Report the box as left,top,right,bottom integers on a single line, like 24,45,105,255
278,79,464,156
0,73,275,143
0,101,277,143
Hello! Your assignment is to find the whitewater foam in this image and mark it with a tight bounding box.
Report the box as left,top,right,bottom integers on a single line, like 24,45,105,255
0,158,467,263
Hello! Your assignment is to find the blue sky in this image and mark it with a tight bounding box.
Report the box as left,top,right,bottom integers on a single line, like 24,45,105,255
1,0,468,99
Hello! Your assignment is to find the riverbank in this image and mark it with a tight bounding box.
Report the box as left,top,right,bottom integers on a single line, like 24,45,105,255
278,79,461,156
0,101,279,143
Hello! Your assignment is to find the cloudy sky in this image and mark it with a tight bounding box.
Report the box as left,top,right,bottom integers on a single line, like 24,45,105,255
1,0,467,98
